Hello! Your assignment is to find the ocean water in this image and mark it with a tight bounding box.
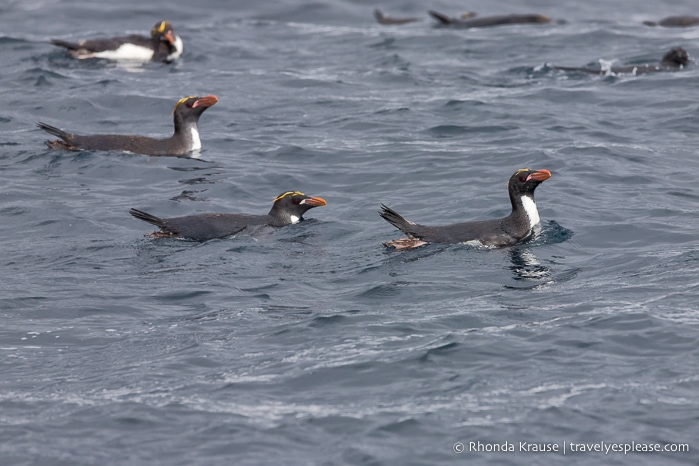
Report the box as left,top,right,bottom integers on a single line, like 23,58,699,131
1,0,698,465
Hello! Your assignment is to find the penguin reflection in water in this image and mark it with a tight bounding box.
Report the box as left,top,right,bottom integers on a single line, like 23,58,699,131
130,191,327,241
380,168,551,250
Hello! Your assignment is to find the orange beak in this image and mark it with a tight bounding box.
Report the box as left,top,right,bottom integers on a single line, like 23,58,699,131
163,30,175,44
527,169,552,182
301,197,327,207
193,95,218,108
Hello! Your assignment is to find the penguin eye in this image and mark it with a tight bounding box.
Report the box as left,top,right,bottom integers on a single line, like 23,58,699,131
292,198,301,205
519,176,527,182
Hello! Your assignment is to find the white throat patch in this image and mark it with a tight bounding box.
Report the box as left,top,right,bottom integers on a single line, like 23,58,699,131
167,35,184,61
521,195,540,229
189,127,201,151
289,215,300,224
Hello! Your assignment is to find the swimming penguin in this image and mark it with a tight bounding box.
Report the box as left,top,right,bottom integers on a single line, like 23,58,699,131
428,10,553,28
643,16,699,27
50,20,183,63
380,168,551,250
130,191,328,241
553,47,689,76
37,95,217,157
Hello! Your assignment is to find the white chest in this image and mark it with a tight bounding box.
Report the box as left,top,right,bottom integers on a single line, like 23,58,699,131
521,195,540,229
93,43,155,61
167,36,184,61
189,127,201,151
289,215,300,224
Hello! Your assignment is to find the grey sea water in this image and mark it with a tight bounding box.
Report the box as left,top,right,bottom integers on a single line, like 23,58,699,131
1,0,698,465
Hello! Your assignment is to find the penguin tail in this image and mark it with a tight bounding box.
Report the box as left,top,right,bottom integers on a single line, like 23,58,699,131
379,205,430,249
428,10,452,25
129,208,181,238
379,204,415,233
37,122,78,150
374,9,386,23
50,39,81,51
129,208,166,228
37,122,70,140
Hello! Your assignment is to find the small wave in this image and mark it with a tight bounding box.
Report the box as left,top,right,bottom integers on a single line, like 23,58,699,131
529,220,574,246
426,124,517,137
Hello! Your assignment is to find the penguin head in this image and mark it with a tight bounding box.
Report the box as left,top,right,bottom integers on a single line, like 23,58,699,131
269,191,327,224
172,95,218,122
508,168,551,196
662,47,689,67
151,21,176,44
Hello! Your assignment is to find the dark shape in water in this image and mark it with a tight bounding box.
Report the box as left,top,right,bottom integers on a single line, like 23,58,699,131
553,47,689,76
643,16,699,27
37,95,217,157
130,191,327,241
428,10,553,28
50,21,183,63
380,168,551,250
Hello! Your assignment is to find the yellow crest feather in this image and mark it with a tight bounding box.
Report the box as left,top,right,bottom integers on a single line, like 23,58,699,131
273,191,305,202
172,96,196,114
151,21,169,36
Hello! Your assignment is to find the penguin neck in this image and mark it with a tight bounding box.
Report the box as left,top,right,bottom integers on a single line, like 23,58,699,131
155,35,184,62
510,192,540,230
268,205,303,226
172,113,201,151
168,35,184,61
